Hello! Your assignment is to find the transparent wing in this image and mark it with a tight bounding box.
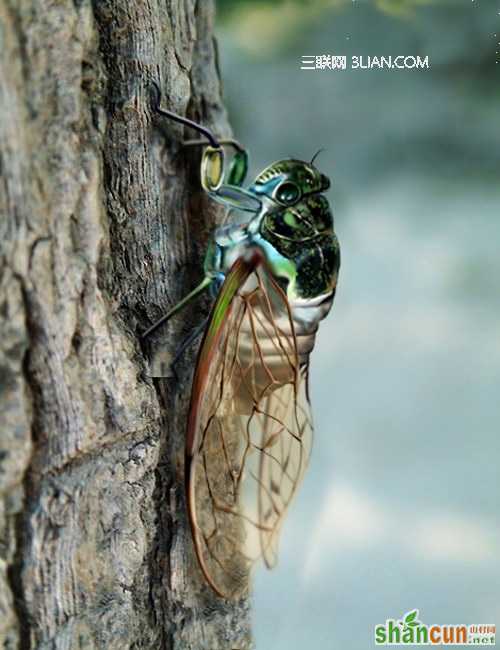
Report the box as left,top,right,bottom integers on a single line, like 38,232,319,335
186,256,313,599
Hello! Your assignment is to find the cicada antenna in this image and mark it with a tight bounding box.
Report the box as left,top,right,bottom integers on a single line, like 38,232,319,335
150,82,221,149
310,148,326,165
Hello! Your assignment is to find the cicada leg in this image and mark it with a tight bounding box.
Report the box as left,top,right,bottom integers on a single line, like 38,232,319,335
170,316,209,370
150,81,220,148
150,83,260,213
149,316,210,379
141,276,213,340
143,276,213,379
183,139,249,188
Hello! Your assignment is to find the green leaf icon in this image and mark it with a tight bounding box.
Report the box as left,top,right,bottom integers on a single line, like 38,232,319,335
405,610,418,625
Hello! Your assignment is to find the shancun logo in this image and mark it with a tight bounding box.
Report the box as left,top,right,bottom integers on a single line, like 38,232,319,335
374,609,496,645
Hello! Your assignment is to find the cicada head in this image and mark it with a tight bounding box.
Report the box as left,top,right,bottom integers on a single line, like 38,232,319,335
249,159,330,207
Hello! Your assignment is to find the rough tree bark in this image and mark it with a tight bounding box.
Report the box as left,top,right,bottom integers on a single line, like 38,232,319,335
0,1,252,648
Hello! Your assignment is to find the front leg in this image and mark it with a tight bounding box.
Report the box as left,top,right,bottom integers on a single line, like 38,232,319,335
201,146,261,212
184,138,249,187
150,82,260,213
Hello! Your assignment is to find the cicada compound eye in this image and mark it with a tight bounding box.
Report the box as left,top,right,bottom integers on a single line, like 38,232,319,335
275,181,301,206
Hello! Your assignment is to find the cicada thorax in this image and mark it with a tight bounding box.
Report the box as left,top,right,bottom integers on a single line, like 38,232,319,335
259,193,340,301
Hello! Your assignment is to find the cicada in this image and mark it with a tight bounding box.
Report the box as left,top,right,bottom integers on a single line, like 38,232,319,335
144,85,340,599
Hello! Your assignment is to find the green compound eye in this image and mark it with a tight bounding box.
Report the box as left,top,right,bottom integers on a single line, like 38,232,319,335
275,181,300,205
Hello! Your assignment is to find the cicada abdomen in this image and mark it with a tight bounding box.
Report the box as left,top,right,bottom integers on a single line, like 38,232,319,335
232,269,335,411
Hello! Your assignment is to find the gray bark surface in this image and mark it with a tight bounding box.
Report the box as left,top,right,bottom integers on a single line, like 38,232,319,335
0,1,252,647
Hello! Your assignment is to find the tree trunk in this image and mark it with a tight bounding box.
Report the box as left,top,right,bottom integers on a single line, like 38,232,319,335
0,1,252,647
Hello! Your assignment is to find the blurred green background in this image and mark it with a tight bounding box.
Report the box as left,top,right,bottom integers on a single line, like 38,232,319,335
215,1,499,648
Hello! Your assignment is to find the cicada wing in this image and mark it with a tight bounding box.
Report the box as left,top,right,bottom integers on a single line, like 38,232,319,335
256,364,313,569
186,256,314,599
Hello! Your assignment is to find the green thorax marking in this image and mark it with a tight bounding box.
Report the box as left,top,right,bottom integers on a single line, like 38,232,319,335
258,194,340,299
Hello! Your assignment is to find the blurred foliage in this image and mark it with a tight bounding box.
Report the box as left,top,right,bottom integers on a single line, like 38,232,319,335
375,0,435,17
215,0,343,56
216,0,498,79
217,0,438,21
215,0,499,182
215,0,444,56
217,0,316,20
